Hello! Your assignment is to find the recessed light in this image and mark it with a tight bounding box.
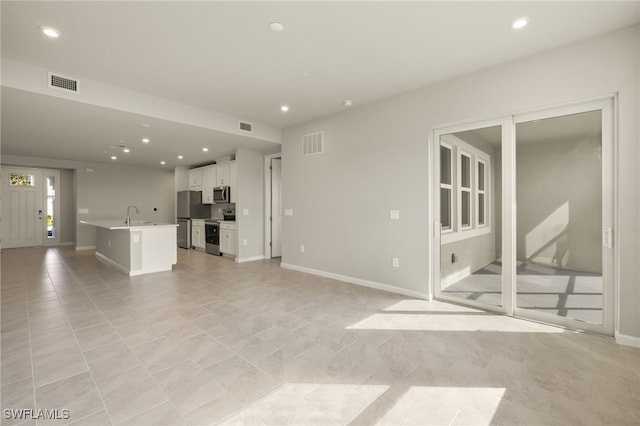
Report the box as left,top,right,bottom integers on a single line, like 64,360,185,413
510,17,529,30
160,161,166,165
41,26,60,38
202,148,209,152
301,72,309,79
123,148,131,153
141,123,151,127
281,105,289,112
177,155,183,159
343,100,353,107
142,138,150,143
110,156,117,160
270,22,284,32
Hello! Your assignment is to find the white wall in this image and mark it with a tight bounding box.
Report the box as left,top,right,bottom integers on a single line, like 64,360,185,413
2,154,176,248
60,168,75,244
236,148,264,261
281,26,639,338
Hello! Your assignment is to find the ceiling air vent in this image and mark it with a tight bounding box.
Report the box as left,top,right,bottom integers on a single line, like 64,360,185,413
48,72,79,93
303,131,323,156
239,121,253,133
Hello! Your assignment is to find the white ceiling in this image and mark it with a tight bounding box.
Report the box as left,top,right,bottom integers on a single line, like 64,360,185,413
2,1,638,168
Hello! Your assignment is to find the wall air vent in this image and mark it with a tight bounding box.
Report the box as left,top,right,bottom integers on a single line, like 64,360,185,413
239,121,253,133
303,131,323,156
48,72,79,93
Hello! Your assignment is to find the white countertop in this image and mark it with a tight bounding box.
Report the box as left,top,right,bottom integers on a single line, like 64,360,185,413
80,220,178,230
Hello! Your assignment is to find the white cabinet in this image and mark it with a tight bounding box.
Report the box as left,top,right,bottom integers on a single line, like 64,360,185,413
202,165,217,204
191,220,205,250
188,168,203,190
219,222,236,256
229,161,237,203
216,160,230,186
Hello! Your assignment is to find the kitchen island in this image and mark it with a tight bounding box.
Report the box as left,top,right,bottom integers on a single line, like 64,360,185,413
80,220,178,276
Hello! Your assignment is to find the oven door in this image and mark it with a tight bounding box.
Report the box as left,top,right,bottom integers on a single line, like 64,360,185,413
205,222,220,255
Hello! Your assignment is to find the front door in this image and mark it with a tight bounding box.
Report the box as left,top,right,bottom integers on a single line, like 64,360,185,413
1,167,44,248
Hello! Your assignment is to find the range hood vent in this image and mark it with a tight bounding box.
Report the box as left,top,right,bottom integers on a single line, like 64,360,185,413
239,121,253,133
303,131,324,156
48,72,79,93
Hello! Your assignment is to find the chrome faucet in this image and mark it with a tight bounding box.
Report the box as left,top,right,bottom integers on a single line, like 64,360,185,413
126,205,140,226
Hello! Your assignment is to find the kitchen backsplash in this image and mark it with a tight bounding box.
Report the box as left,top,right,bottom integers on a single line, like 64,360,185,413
210,203,235,220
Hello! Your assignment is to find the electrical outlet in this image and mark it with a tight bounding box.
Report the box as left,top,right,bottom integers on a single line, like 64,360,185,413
300,245,305,253
392,257,400,268
452,253,458,263
285,209,294,216
390,209,400,220
242,239,248,246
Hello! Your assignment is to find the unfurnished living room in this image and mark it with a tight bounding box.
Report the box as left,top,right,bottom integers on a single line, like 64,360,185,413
1,2,639,426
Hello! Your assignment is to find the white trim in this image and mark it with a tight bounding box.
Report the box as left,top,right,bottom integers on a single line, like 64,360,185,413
95,251,128,274
264,152,282,259
236,255,266,263
614,332,640,348
281,262,431,300
75,245,96,251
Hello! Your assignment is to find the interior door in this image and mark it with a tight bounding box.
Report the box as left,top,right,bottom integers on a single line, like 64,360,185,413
271,158,282,257
1,167,44,248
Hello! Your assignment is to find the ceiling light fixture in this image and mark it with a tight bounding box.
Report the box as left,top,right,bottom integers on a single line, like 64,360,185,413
123,148,131,153
202,148,209,152
161,161,166,165
343,100,353,107
177,155,183,159
110,156,117,160
301,72,309,79
141,123,151,127
41,26,60,38
281,105,289,112
142,138,150,143
510,16,529,30
270,22,284,32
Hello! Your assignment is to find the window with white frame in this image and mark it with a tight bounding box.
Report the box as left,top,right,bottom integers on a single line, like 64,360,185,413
439,134,491,243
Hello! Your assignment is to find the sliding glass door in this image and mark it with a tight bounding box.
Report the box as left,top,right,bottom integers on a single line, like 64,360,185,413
434,99,614,335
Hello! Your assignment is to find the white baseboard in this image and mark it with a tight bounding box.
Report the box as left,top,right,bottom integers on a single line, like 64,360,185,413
236,255,266,263
75,245,96,251
95,252,129,275
280,262,430,300
59,242,75,246
615,332,640,348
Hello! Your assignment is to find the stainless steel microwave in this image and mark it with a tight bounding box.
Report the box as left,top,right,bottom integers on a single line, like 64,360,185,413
213,186,230,203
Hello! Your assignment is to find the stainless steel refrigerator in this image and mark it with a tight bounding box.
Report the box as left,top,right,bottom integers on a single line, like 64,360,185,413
177,191,210,249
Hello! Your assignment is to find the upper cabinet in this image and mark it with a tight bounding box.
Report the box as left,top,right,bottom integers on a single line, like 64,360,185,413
216,159,230,186
188,168,203,191
202,165,217,204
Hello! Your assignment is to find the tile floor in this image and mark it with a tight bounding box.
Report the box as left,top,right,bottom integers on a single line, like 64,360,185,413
1,246,639,426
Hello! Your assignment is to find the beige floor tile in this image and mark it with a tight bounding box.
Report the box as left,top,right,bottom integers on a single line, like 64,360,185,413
67,410,113,426
32,345,88,387
216,409,265,426
83,341,141,380
73,323,122,352
182,392,244,426
304,383,392,424
116,401,184,426
179,332,234,367
115,320,162,345
1,378,35,426
204,356,280,404
35,372,105,426
130,337,190,373
95,366,168,424
30,325,77,357
1,349,32,385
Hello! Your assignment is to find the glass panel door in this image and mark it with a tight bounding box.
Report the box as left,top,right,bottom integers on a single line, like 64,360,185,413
438,125,503,309
515,110,605,325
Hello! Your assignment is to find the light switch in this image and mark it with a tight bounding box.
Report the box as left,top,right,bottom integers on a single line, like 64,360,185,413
242,208,249,216
284,209,294,216
133,235,140,243
78,208,89,214
390,209,400,220
392,257,400,268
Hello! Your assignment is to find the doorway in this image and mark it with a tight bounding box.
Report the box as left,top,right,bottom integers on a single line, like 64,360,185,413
2,167,62,248
264,154,282,258
433,98,615,335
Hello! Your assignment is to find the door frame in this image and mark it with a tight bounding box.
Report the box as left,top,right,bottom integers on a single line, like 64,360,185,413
2,166,45,248
264,152,282,258
430,96,617,336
